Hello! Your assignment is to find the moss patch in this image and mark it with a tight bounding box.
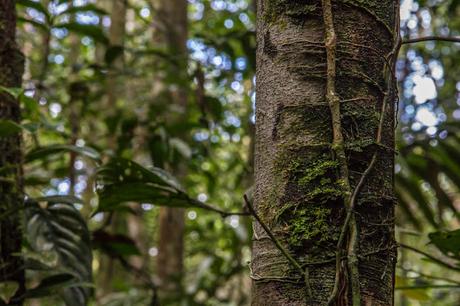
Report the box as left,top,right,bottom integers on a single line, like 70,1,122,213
288,206,332,247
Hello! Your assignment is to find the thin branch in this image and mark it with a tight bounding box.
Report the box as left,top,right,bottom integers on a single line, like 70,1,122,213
243,195,311,297
189,198,250,218
399,243,460,272
397,265,460,285
402,36,460,44
244,195,304,274
396,284,460,290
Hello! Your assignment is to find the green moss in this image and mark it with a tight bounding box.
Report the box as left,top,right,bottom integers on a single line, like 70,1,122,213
288,206,332,247
345,137,375,152
298,159,339,186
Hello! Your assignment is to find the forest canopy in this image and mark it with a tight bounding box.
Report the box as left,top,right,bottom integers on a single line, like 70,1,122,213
0,0,460,305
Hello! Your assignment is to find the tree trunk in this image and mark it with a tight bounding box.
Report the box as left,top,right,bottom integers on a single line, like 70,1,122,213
0,0,25,304
99,0,127,297
151,0,188,302
105,0,127,152
252,1,397,305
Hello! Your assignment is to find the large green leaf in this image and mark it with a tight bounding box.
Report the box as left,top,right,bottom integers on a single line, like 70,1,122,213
16,0,51,23
104,45,124,65
95,158,191,211
428,229,460,260
25,196,92,306
92,230,141,257
25,273,84,299
404,153,459,223
0,120,22,137
25,144,101,163
17,16,49,32
58,4,108,16
395,175,437,228
0,86,23,98
54,22,109,44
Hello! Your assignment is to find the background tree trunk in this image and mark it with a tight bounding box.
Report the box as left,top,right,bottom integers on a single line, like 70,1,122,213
252,1,397,305
0,0,25,304
105,0,127,152
150,0,188,302
100,0,127,296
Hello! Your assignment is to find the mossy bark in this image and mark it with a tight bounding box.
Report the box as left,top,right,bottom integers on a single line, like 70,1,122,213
253,0,397,305
0,0,25,304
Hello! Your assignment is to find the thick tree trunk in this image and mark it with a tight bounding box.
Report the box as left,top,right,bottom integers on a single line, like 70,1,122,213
0,0,25,304
252,1,397,305
151,0,188,301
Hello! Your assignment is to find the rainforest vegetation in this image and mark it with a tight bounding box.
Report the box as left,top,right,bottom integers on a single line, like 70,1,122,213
1,0,460,305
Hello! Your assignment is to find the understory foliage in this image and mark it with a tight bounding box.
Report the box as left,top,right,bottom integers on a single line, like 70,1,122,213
0,0,459,305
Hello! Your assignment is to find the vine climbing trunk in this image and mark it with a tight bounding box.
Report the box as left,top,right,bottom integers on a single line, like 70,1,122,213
0,0,25,304
252,0,398,305
150,0,189,302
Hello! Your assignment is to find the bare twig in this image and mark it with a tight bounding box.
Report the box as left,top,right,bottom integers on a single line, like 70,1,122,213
402,36,460,44
243,195,311,298
244,195,303,274
399,243,460,272
397,265,460,285
396,284,460,290
189,198,250,218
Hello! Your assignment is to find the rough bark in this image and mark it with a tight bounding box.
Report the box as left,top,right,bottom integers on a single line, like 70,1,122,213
0,0,25,304
151,0,188,302
252,1,397,305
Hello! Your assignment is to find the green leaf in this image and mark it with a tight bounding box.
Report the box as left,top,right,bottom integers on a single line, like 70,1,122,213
25,198,92,305
92,230,141,257
170,137,192,159
0,86,23,98
0,281,19,304
35,195,84,205
395,276,430,301
25,144,101,163
55,22,109,44
104,45,124,65
16,0,51,23
0,120,22,137
395,187,422,230
395,175,437,228
20,94,40,117
25,274,75,299
58,4,108,16
428,229,460,259
95,158,191,211
17,16,49,32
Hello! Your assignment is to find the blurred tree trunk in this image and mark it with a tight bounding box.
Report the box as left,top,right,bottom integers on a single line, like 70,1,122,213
37,0,50,89
0,0,25,304
150,0,188,302
253,1,397,305
68,3,82,194
105,0,127,152
100,0,127,297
